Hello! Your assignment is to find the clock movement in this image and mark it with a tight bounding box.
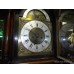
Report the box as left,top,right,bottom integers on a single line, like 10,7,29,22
17,9,52,58
57,10,74,63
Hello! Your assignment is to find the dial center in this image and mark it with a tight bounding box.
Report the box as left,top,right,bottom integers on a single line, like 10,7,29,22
29,27,45,44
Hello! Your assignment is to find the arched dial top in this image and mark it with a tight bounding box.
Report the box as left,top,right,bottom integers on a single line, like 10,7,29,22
20,20,51,52
22,9,50,21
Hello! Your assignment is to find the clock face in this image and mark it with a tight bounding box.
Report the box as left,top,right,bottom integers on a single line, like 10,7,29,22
20,20,51,52
59,12,74,51
59,23,74,50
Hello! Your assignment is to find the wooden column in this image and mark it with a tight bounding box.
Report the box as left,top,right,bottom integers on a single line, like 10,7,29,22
4,10,15,63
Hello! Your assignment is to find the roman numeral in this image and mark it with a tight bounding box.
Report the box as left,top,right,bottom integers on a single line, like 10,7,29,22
46,35,49,37
41,26,43,28
42,44,44,47
23,35,27,36
25,28,30,31
36,45,38,49
44,40,48,44
25,39,29,44
44,30,48,32
36,23,38,27
29,43,33,48
30,25,33,28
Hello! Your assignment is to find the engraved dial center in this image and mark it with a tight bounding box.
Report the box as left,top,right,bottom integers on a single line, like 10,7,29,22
29,28,45,44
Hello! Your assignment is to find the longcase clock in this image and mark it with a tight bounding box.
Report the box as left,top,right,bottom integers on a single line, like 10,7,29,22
16,9,53,59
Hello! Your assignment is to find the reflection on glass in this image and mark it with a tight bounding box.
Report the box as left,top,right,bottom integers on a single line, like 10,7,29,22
0,20,4,59
0,20,4,38
0,30,3,38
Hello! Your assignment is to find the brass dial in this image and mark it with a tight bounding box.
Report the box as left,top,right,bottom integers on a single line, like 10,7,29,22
18,9,51,56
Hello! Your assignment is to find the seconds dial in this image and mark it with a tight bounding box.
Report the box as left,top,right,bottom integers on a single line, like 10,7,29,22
20,20,51,52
